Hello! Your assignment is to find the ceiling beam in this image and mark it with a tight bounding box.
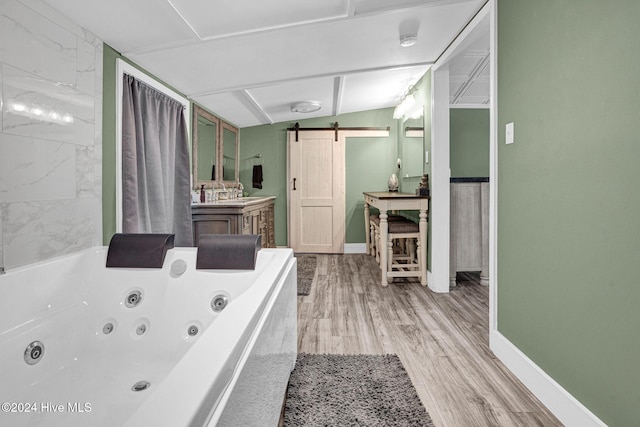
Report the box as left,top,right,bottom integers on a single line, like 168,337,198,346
236,90,274,125
187,61,433,98
166,0,204,40
332,76,344,116
355,0,477,16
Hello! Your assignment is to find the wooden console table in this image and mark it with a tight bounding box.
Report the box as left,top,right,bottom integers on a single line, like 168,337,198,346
363,192,429,287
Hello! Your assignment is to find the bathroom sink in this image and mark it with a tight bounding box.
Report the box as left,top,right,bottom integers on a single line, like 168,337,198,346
192,196,268,206
208,197,261,204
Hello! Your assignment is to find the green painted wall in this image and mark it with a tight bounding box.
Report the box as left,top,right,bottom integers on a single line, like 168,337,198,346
498,1,640,425
450,108,489,178
239,108,399,246
102,45,118,244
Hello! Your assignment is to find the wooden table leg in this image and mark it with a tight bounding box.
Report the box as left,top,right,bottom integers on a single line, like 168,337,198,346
419,210,428,286
364,202,371,255
380,211,388,287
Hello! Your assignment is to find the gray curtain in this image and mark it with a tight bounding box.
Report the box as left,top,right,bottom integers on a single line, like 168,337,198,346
121,74,193,246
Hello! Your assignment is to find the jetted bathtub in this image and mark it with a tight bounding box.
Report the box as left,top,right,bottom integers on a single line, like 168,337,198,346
0,246,297,426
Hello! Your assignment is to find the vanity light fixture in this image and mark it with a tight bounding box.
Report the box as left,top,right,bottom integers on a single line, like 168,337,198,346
393,84,423,120
400,34,417,48
291,101,321,113
393,94,416,119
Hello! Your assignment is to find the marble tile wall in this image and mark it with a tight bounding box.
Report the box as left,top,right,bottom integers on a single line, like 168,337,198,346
0,0,103,269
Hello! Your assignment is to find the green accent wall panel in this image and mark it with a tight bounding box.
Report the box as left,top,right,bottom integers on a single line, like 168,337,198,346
498,1,640,425
237,123,289,246
102,45,118,245
450,108,489,178
345,133,398,244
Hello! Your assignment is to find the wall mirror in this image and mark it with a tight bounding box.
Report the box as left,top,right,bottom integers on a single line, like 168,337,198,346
401,115,425,178
192,105,239,189
220,121,239,184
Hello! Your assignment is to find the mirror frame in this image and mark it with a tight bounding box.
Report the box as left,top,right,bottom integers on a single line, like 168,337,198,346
192,104,219,189
192,105,239,189
400,116,425,178
219,120,239,186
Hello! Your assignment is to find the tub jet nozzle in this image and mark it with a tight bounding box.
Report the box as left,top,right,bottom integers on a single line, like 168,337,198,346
24,341,45,365
211,295,229,312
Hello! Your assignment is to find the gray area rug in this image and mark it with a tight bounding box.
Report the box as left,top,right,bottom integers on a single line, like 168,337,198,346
296,254,317,296
284,353,435,427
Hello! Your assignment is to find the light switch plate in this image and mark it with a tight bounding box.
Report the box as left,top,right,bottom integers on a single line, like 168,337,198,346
506,122,514,144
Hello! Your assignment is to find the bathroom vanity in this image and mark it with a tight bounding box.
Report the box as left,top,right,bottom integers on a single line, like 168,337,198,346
449,179,489,287
191,196,276,248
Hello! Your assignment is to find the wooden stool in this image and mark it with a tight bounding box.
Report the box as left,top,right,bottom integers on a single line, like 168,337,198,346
386,220,423,283
369,214,404,261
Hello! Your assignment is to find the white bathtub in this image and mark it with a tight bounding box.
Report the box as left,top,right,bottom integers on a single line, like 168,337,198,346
0,246,297,426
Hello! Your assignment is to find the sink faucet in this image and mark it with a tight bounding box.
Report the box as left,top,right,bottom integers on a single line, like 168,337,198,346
220,182,226,191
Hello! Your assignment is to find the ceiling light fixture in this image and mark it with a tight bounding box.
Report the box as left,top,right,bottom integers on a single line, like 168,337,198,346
291,101,321,113
399,34,417,48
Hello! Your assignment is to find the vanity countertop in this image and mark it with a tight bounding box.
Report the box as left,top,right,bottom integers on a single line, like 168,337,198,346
191,195,276,209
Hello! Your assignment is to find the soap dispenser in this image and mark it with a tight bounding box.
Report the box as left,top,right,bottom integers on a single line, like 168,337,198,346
200,184,205,203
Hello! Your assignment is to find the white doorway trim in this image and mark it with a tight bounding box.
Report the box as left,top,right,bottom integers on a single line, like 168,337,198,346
429,3,492,294
488,0,498,340
429,68,451,293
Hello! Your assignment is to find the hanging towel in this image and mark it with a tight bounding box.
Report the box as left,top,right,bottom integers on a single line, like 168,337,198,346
252,165,263,189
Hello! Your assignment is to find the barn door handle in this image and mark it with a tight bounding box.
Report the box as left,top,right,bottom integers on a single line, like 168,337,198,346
293,178,297,191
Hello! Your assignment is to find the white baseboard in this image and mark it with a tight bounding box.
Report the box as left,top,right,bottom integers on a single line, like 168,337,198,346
490,330,607,427
344,243,367,254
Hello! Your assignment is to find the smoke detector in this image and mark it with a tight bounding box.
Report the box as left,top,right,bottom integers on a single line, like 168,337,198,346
400,34,417,47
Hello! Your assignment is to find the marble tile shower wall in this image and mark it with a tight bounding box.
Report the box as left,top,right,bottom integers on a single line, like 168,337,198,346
0,0,103,269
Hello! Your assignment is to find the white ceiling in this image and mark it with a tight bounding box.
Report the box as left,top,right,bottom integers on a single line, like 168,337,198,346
43,0,488,128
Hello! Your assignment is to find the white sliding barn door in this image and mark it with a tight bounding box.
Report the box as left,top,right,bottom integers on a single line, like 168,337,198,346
288,130,345,253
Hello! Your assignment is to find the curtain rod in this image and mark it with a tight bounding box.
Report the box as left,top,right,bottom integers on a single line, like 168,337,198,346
287,122,391,141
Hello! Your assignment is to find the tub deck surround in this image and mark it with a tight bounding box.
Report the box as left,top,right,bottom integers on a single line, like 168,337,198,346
0,246,297,427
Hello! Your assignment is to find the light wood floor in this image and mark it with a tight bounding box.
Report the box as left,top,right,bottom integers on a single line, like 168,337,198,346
297,254,563,427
